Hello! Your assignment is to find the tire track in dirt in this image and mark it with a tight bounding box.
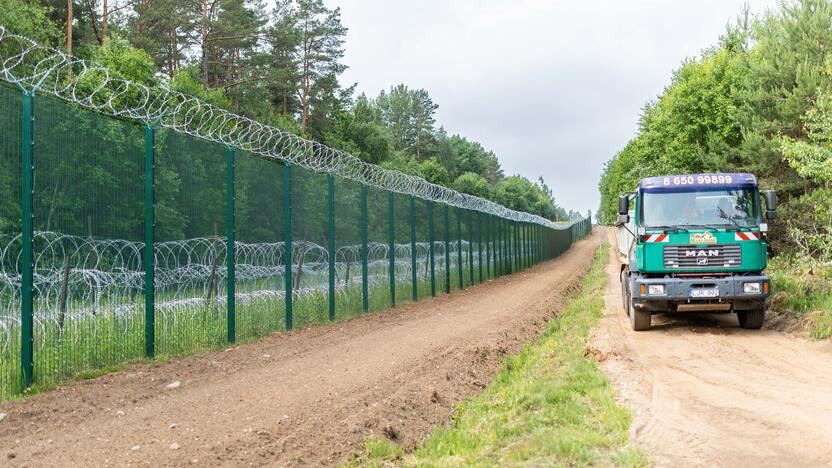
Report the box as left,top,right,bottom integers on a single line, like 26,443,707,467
589,229,832,467
0,231,600,467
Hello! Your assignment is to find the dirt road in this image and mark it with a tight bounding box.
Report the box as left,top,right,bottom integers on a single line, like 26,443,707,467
590,229,832,467
0,232,599,467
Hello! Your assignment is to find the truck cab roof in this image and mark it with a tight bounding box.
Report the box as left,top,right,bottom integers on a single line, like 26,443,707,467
639,173,757,193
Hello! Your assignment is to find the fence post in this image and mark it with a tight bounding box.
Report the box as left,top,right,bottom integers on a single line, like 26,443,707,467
283,163,293,331
467,209,474,284
360,184,368,313
428,201,435,297
456,207,463,289
328,174,335,321
410,195,417,302
143,120,156,359
444,204,450,294
20,91,34,387
388,191,395,307
226,146,236,343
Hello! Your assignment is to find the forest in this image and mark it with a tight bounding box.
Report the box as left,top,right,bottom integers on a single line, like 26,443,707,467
0,0,573,223
597,0,832,336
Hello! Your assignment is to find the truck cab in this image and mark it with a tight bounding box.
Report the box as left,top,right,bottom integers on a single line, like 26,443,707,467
616,173,777,331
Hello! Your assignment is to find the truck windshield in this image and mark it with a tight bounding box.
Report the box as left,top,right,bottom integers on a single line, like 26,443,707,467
641,188,760,229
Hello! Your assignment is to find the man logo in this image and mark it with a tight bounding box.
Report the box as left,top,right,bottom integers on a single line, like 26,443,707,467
685,249,720,257
690,232,716,245
698,257,708,265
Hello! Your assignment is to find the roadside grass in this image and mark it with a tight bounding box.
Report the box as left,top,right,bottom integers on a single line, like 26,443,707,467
768,256,832,339
347,245,647,467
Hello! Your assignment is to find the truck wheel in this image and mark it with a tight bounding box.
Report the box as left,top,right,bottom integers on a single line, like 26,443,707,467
620,270,630,317
737,309,764,329
629,300,651,331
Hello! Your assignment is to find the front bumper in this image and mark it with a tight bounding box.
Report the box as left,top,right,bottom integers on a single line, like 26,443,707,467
630,275,769,312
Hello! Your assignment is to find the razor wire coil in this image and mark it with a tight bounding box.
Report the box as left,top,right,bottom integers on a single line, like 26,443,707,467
0,25,580,228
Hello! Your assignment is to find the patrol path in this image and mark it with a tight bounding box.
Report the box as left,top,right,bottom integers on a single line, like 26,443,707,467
590,229,832,467
0,232,599,467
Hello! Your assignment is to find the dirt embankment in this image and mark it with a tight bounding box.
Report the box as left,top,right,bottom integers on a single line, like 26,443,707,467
0,232,600,467
589,229,832,467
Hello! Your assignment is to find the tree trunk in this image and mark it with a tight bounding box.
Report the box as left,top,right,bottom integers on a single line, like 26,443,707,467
201,0,210,90
66,0,73,54
102,0,108,41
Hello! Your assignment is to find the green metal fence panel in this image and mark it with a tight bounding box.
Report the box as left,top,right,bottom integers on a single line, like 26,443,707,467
467,210,474,285
291,165,329,327
428,201,436,297
20,92,32,388
443,204,451,294
328,175,335,321
360,184,368,313
477,212,483,282
456,208,463,289
332,177,361,320
226,148,236,342
233,153,285,343
388,191,396,307
0,84,22,399
365,186,389,311
392,192,411,305
154,129,228,356
29,94,146,390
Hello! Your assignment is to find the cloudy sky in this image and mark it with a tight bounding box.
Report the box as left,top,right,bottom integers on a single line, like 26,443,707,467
324,0,779,216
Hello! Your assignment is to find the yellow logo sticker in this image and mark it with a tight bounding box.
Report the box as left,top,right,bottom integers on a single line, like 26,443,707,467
690,232,716,245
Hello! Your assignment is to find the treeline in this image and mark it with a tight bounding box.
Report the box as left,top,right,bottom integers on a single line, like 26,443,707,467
0,0,574,222
598,0,832,261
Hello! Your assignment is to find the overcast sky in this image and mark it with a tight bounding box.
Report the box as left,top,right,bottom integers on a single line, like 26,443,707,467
325,0,779,216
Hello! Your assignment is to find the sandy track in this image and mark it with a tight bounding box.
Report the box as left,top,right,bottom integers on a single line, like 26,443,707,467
0,232,599,467
590,229,832,467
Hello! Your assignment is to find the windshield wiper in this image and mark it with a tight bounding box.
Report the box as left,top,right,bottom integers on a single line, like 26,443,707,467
679,223,717,231
646,225,685,232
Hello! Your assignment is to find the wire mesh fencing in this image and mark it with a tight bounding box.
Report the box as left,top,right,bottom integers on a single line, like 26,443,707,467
0,26,592,400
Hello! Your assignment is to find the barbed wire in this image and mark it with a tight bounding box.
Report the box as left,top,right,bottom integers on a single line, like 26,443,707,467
0,25,582,228
0,231,482,352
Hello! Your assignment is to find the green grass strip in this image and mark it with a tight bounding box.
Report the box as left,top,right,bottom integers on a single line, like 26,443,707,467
348,245,647,467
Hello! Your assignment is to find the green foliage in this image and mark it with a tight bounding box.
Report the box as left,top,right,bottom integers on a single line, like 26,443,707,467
768,257,832,339
170,68,229,108
452,172,492,199
92,36,159,86
418,157,450,185
0,0,60,44
597,0,832,259
495,176,563,220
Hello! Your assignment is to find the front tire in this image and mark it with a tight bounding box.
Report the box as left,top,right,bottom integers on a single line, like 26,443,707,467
629,299,651,331
737,309,765,329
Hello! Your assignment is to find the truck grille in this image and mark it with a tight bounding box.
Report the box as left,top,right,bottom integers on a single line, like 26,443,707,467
663,244,742,269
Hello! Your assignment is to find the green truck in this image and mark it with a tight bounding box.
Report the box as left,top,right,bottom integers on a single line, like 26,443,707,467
615,173,777,331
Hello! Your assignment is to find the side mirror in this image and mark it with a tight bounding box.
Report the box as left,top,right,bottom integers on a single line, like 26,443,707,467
763,189,777,220
616,213,630,226
618,195,629,216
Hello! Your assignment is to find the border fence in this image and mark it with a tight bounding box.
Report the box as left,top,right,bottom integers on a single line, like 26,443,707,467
0,26,591,399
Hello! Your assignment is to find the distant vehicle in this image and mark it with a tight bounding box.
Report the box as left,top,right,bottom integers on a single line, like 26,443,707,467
615,173,776,331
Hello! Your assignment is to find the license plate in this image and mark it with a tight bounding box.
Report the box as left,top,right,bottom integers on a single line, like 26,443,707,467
690,288,719,298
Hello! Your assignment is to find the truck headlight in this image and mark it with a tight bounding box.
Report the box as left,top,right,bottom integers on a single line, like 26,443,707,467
743,282,761,294
647,284,665,296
